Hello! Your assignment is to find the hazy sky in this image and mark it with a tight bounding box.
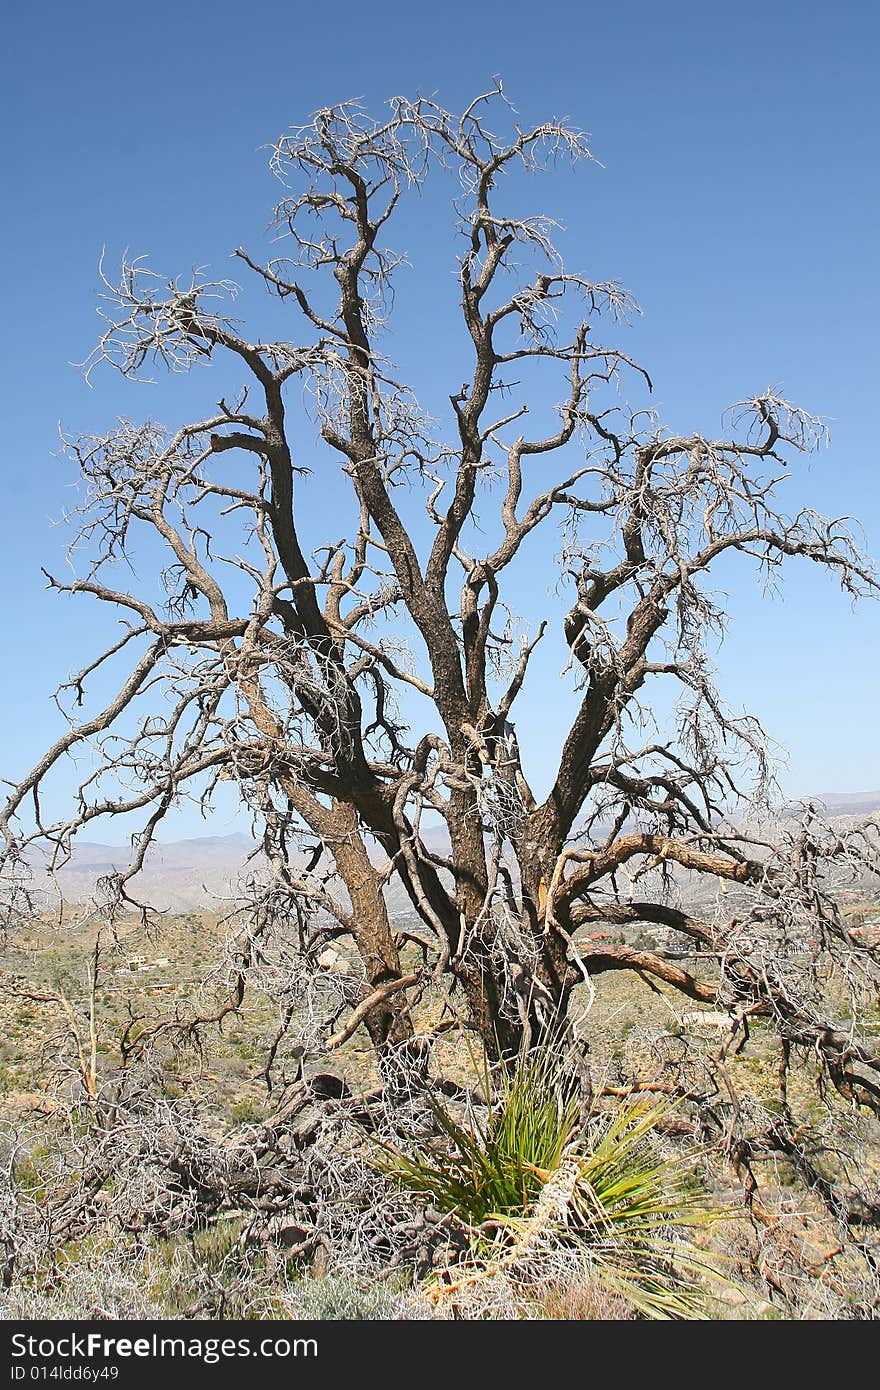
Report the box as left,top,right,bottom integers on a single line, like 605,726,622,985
3,0,879,841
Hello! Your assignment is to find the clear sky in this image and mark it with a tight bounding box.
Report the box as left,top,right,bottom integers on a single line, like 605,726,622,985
2,0,879,841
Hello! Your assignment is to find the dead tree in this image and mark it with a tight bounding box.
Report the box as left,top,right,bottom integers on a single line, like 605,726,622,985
2,90,880,1259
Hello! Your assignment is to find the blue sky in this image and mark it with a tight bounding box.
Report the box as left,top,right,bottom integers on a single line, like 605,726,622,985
2,0,879,840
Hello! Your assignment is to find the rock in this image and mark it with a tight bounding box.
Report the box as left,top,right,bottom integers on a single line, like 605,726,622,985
307,1072,349,1099
277,1223,311,1248
681,1010,730,1034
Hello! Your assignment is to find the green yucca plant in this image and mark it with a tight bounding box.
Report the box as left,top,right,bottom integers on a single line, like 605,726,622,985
372,1038,581,1227
500,1096,725,1319
372,1034,728,1319
369,1034,575,1228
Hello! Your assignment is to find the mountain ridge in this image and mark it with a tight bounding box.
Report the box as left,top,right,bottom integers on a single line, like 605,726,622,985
18,793,880,912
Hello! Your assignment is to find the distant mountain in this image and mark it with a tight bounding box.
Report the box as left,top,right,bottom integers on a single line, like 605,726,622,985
18,793,880,912
782,791,880,817
24,833,259,912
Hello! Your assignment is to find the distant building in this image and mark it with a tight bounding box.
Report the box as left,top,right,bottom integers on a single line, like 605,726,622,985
122,955,171,972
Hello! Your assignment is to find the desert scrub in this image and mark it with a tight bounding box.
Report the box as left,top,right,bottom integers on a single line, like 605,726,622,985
229,1096,262,1125
281,1271,407,1320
